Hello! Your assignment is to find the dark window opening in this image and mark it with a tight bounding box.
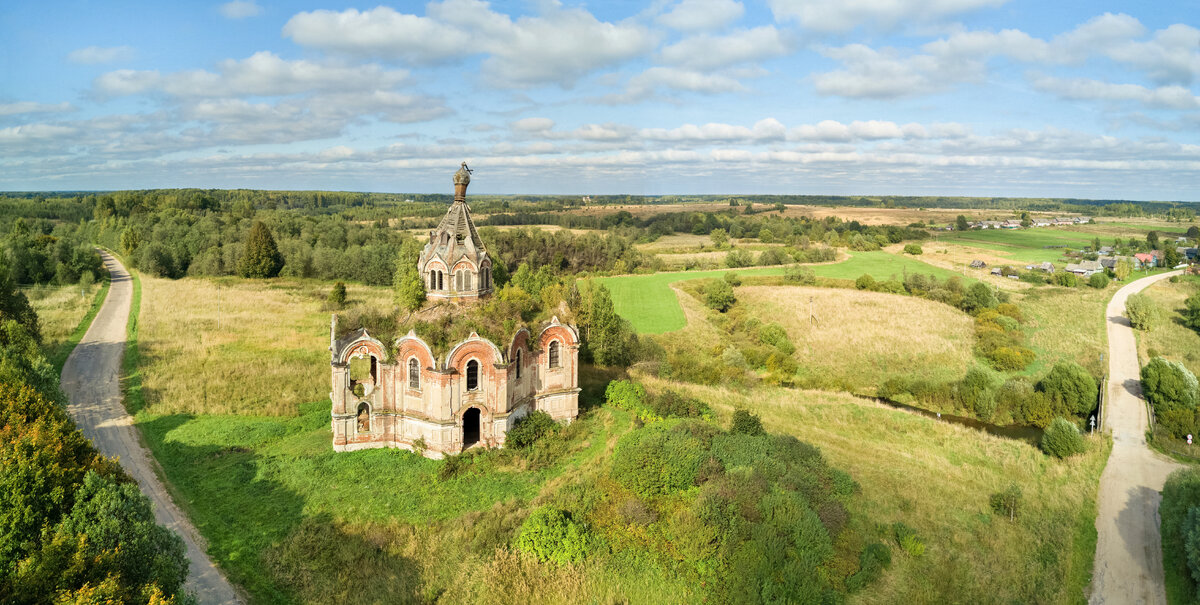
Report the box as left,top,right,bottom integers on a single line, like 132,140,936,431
515,348,522,379
463,407,480,448
466,360,479,391
357,402,370,432
549,341,560,368
437,271,443,290
408,358,420,389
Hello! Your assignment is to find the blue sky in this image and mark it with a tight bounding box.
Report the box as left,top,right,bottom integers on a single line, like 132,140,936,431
1,0,1197,199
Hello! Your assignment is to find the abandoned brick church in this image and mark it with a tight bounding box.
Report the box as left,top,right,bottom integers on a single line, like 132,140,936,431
329,163,580,457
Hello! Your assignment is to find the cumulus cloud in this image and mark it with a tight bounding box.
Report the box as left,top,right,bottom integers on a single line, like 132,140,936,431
0,101,75,116
1029,74,1200,110
656,0,744,31
812,44,980,98
283,1,655,88
767,0,1008,33
1105,23,1200,85
67,45,135,65
219,0,263,19
661,26,791,71
94,51,410,98
511,117,555,132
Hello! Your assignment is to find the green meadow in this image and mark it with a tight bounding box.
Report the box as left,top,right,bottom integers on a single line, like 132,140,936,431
597,251,968,334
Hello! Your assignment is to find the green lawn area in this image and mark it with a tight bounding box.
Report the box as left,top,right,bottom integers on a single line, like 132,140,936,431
938,229,1096,264
596,251,967,334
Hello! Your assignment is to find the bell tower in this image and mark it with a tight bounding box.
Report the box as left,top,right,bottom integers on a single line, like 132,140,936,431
416,162,493,302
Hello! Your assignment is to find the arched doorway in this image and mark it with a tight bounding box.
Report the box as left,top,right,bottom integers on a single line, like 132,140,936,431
463,407,481,448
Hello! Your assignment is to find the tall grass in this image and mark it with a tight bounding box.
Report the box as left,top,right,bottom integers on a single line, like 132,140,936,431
1136,275,1200,376
638,375,1108,605
26,282,107,373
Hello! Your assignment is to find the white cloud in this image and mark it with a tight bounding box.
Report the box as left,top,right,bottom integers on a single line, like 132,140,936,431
767,0,1008,33
660,26,791,71
641,118,786,142
812,44,980,98
511,117,555,132
1030,74,1200,110
0,101,75,116
1105,23,1200,85
284,1,655,88
67,45,135,65
94,52,410,98
219,0,263,20
656,0,744,32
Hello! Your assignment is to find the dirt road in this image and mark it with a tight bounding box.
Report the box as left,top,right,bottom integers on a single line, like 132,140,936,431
1090,269,1184,605
60,251,242,605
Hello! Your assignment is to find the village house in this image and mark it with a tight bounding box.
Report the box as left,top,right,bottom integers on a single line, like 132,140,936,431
328,164,581,458
1134,251,1160,269
1065,259,1102,276
1053,218,1075,226
1032,219,1052,227
970,259,987,268
1177,247,1198,263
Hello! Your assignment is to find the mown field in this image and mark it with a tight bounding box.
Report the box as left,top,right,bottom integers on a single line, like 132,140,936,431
598,251,967,334
734,285,975,393
638,375,1110,605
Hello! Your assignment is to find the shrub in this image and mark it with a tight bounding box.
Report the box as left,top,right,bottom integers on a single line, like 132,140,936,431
855,274,876,290
1142,357,1200,416
1088,273,1110,289
1127,293,1163,331
611,422,705,497
1041,417,1085,458
962,282,998,312
959,366,1001,420
1038,362,1099,416
329,281,347,308
516,507,595,565
725,249,753,268
705,279,737,312
1019,272,1046,284
846,543,891,592
995,302,1024,322
1185,293,1200,332
723,271,741,286
730,408,765,436
903,243,923,255
784,265,816,284
506,411,559,449
988,346,1036,372
1052,271,1078,287
605,380,660,422
1164,469,1200,600
438,451,475,480
758,323,795,355
989,483,1023,521
758,248,789,266
1186,507,1200,593
892,522,925,558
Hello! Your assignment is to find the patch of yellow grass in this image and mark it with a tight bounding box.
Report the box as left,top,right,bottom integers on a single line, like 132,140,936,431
737,285,975,391
637,375,1108,604
139,276,394,415
26,283,102,350
1020,284,1110,377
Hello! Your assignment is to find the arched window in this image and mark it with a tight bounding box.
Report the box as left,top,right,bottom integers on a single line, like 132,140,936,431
408,358,420,389
429,270,436,289
485,267,491,288
356,402,371,432
515,348,522,379
465,271,472,289
437,271,443,290
456,271,463,291
466,360,479,391
548,341,560,368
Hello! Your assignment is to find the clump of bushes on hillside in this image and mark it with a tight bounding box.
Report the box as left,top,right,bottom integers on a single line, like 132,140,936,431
1162,468,1200,600
506,411,560,449
1039,361,1099,417
704,278,736,312
1053,272,1078,287
1142,357,1200,439
904,243,923,255
1088,273,1110,289
605,380,713,423
1041,417,1086,458
516,507,597,565
1127,293,1163,331
974,306,1036,372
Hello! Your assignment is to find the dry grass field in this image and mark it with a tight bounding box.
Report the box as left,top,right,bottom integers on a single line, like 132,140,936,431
1019,284,1111,377
137,276,394,416
575,201,999,226
736,285,975,391
636,375,1108,605
1136,276,1200,376
26,283,103,349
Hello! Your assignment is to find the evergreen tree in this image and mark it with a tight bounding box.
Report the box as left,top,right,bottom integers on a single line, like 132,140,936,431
956,215,970,231
237,221,283,278
393,240,425,312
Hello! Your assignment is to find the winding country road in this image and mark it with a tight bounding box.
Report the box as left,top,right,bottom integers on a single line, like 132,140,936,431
60,251,242,605
1090,269,1184,605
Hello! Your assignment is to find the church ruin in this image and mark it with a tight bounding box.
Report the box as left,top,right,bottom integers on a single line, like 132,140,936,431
329,163,581,457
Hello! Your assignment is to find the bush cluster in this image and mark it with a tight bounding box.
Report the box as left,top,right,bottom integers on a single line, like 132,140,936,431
1142,357,1200,439
505,411,560,449
1161,468,1200,600
611,420,710,497
974,306,1036,371
1127,293,1163,331
604,380,713,423
515,507,596,565
1041,417,1086,458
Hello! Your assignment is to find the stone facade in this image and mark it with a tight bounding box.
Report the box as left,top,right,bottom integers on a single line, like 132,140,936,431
329,318,581,457
330,163,580,457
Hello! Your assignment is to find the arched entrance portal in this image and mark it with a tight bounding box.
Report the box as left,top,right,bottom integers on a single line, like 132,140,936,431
463,407,481,448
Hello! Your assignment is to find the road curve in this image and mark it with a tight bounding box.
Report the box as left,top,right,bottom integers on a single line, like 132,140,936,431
1090,269,1184,605
60,251,243,605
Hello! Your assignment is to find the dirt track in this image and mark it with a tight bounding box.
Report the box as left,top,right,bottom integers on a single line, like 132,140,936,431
60,251,242,605
1090,270,1183,605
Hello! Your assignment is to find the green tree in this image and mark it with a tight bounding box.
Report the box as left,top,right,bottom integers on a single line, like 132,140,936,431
1115,258,1133,281
237,221,283,278
1142,357,1199,415
578,281,632,367
710,228,728,248
392,240,425,312
1148,230,1161,250
903,243,923,255
1052,271,1077,287
758,228,774,243
1038,362,1099,416
1041,417,1085,458
730,408,765,436
1163,247,1183,268
1184,293,1200,332
956,215,970,231
705,278,736,312
1187,225,1200,239
329,282,347,308
962,282,998,312
119,228,141,256
1088,273,1110,289
1126,293,1162,331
